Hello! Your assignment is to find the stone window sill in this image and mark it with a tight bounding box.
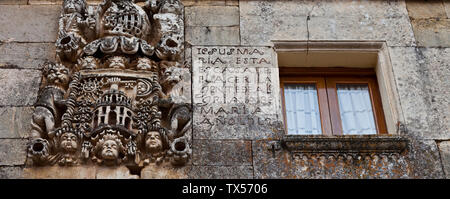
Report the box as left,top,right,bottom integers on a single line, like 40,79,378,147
281,135,408,154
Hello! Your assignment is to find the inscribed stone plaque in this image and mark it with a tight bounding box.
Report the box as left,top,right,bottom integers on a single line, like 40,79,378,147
192,46,283,139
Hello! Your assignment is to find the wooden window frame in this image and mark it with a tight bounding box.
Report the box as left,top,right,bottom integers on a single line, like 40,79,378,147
280,67,388,136
280,77,333,135
326,77,388,135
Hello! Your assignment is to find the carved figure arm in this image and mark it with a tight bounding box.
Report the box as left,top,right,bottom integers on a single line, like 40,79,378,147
80,5,97,43
94,0,114,37
58,15,68,38
59,13,82,36
157,90,173,108
99,0,113,14
78,15,95,32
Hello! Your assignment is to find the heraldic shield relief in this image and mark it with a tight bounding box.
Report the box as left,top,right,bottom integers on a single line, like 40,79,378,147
27,0,191,168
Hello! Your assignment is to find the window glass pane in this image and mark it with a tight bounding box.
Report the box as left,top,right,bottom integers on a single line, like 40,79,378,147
337,84,376,135
284,84,322,135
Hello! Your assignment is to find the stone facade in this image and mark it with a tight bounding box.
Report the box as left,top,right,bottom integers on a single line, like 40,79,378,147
0,0,449,179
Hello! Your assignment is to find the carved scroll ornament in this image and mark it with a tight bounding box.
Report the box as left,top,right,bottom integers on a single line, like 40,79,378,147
28,0,191,168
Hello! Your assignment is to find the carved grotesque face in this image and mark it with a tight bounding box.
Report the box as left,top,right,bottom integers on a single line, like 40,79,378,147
79,56,98,70
46,64,70,87
60,132,78,152
107,56,127,69
160,66,181,87
101,140,119,160
63,0,84,14
136,58,156,71
145,131,163,153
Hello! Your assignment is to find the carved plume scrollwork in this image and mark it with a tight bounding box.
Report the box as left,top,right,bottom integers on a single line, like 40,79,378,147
28,0,190,168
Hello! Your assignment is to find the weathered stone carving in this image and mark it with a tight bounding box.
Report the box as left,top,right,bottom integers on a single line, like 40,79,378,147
57,0,91,62
28,0,190,168
31,63,70,140
281,135,409,173
281,135,409,154
291,152,411,179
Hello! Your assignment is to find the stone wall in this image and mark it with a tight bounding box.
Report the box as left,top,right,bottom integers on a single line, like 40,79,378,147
0,0,449,179
0,2,59,179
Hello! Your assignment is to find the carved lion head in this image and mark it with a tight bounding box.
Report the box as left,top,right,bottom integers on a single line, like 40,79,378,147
43,63,71,88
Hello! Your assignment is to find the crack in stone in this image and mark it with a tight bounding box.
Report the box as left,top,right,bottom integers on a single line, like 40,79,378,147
306,3,317,60
306,15,310,57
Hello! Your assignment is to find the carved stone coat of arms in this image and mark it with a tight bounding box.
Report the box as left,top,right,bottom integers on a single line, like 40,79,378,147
27,0,191,168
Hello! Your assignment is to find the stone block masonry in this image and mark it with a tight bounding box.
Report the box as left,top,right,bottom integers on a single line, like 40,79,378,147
0,0,449,179
406,0,450,47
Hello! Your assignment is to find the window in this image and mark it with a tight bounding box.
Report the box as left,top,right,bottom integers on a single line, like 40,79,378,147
280,68,387,135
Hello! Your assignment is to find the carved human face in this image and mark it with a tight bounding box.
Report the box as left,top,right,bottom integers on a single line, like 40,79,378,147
101,140,119,160
63,0,84,14
46,64,70,87
108,57,126,69
137,81,147,94
60,132,78,152
145,131,163,153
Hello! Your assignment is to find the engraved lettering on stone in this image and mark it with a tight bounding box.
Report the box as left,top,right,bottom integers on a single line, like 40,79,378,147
193,47,277,138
